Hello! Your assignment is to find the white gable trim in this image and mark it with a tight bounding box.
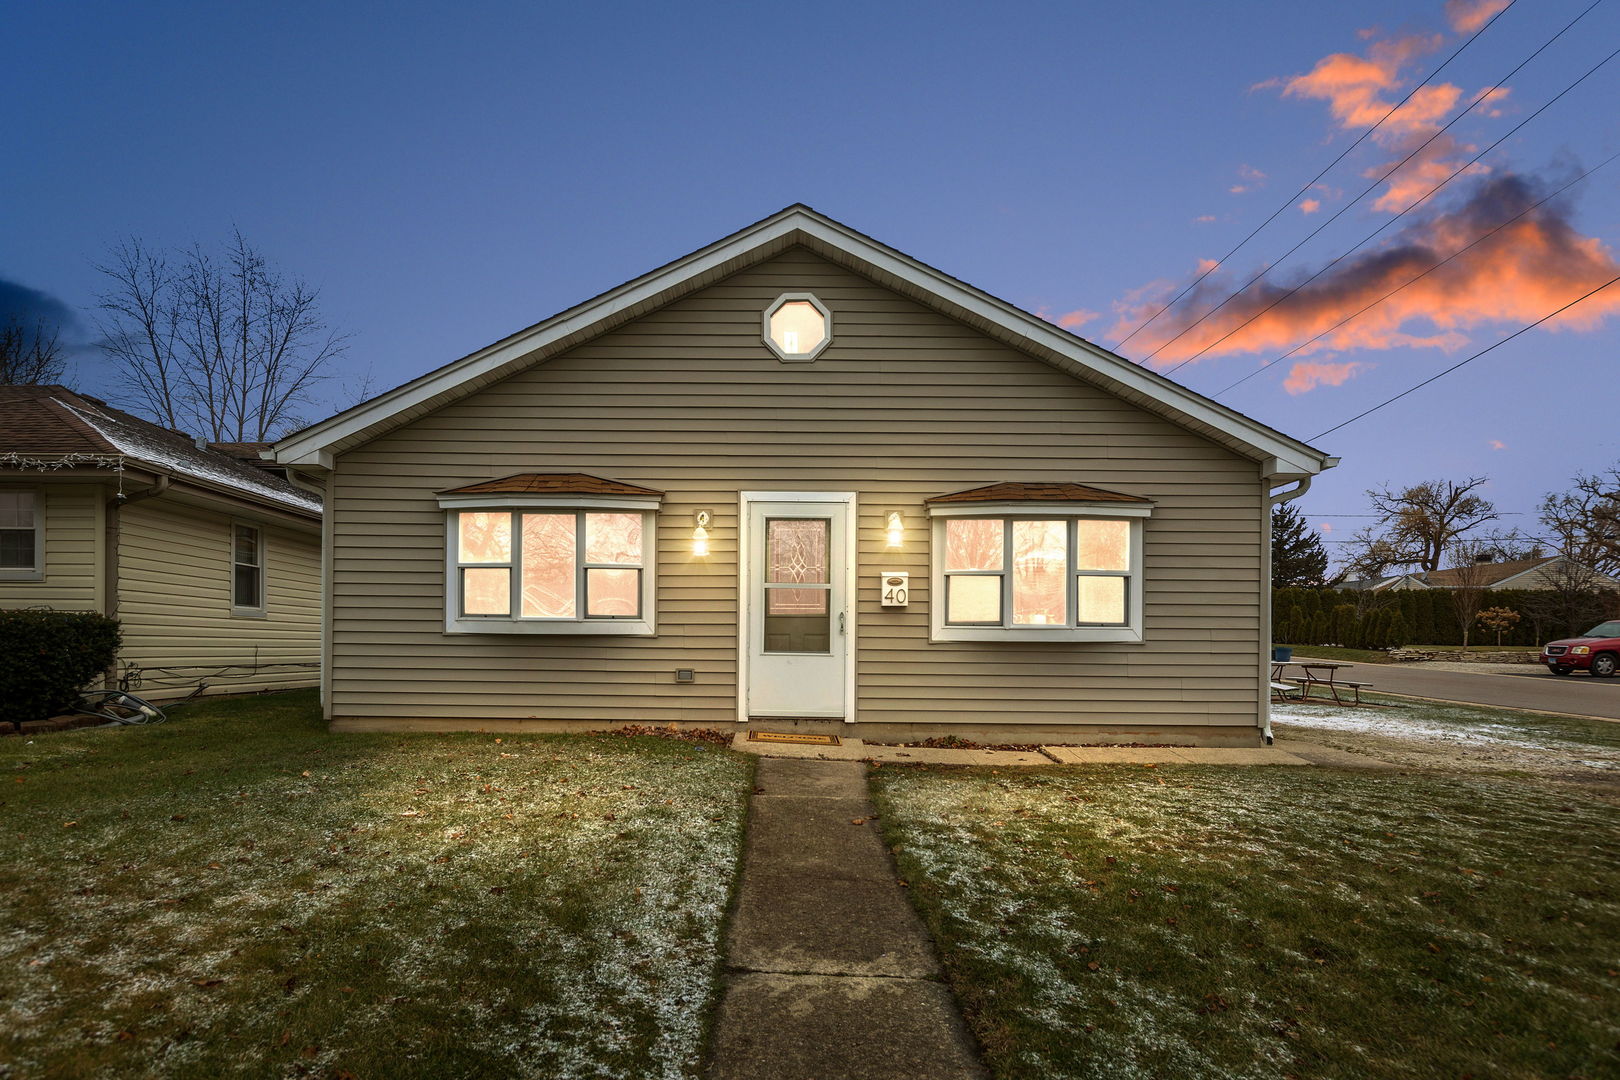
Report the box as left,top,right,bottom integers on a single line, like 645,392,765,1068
273,206,1336,478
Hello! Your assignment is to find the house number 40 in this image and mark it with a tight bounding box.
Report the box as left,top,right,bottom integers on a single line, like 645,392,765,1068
880,572,909,608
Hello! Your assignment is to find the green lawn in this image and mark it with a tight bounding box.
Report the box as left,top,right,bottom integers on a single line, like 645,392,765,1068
0,690,754,1079
872,763,1620,1080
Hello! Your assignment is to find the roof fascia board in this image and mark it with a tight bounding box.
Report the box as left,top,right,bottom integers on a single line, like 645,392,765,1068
274,207,1333,475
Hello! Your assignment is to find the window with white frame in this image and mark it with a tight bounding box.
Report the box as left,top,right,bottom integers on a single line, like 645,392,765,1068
0,491,43,580
447,508,656,634
232,523,265,613
929,509,1148,643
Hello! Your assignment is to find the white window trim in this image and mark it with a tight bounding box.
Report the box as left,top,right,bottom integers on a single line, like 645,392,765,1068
0,488,44,582
762,292,833,362
230,521,268,617
439,499,659,636
927,502,1149,643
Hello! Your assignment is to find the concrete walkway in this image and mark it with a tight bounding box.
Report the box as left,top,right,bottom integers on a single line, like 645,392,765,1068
732,733,1313,766
708,758,986,1080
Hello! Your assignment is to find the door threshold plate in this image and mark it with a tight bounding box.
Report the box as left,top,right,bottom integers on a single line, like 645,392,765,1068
747,731,841,745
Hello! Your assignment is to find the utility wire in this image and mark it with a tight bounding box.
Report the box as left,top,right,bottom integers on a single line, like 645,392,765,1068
1213,148,1620,397
1310,274,1620,441
1161,36,1620,375
1141,0,1607,369
1111,0,1518,351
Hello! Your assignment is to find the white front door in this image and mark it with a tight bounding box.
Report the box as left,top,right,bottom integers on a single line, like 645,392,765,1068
743,493,853,719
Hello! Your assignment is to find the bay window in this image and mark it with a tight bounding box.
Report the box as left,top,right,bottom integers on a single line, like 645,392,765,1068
440,479,660,635
928,501,1148,643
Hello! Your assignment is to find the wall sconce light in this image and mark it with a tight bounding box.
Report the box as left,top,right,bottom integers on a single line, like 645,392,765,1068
885,510,904,548
693,509,712,557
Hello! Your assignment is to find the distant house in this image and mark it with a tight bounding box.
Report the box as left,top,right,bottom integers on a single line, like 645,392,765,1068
1338,555,1620,592
0,385,323,700
271,205,1337,745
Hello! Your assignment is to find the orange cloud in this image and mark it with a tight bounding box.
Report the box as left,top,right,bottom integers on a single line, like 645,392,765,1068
1238,164,1267,182
1109,174,1620,368
1194,214,1218,223
1489,438,1507,450
1319,521,1335,533
1370,135,1490,213
1445,0,1510,34
1300,198,1321,214
1056,308,1098,330
1283,360,1369,395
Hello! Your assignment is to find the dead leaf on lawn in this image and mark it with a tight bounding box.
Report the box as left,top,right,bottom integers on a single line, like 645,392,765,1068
62,821,77,828
851,818,867,825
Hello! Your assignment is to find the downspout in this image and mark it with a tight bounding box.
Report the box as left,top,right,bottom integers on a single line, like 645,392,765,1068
1258,476,1315,744
104,476,169,688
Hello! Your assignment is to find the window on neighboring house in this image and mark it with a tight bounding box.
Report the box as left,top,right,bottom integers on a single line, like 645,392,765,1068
930,510,1147,643
447,508,656,635
232,523,265,613
0,491,43,580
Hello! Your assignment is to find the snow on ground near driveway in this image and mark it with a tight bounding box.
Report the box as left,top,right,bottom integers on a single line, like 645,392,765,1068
1274,699,1620,776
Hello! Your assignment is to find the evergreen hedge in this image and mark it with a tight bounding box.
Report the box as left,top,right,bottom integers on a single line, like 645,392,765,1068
0,609,122,726
1273,586,1620,649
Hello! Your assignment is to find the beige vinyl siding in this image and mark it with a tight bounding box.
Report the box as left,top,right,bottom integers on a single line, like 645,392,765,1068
329,247,1264,729
0,482,104,612
117,498,320,698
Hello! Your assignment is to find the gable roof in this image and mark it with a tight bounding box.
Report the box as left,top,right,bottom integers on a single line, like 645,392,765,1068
926,482,1151,505
272,205,1339,480
438,473,664,497
0,385,322,517
1418,556,1558,588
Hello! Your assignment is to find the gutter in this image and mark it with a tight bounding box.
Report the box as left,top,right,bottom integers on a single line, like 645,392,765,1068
1258,475,1318,745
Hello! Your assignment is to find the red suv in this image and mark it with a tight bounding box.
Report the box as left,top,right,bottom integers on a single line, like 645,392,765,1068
1542,620,1620,677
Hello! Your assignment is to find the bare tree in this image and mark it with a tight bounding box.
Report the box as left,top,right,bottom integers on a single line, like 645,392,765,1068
93,232,347,441
1445,541,1494,649
1539,462,1620,576
1342,477,1498,577
0,316,67,385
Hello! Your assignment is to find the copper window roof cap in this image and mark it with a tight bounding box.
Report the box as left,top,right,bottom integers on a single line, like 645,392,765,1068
437,473,664,498
926,482,1151,505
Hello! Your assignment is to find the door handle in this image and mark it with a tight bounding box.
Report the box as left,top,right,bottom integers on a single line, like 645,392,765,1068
838,611,847,635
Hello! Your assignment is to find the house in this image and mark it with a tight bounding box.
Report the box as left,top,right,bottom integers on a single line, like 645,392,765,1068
0,385,323,700
272,206,1337,745
1338,555,1620,592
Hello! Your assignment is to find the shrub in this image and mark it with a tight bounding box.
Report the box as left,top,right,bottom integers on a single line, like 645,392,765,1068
0,610,121,725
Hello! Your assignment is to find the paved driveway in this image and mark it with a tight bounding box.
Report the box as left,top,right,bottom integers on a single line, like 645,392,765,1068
1342,662,1620,721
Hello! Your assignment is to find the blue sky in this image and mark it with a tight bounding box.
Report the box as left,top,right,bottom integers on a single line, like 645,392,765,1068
6,0,1618,561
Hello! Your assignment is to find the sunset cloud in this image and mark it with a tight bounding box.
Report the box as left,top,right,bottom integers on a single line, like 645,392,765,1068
1056,308,1098,330
1489,438,1507,450
1445,0,1511,34
1110,174,1620,367
1194,214,1218,223
1300,198,1321,214
1283,360,1369,395
1319,521,1335,534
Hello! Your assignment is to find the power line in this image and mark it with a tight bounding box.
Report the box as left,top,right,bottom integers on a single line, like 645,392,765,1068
1311,273,1620,441
1143,0,1607,370
1110,0,1519,351
1213,148,1620,397
1161,34,1620,375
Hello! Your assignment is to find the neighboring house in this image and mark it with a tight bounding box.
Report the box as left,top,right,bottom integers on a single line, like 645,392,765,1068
273,206,1337,745
1338,555,1620,592
0,385,323,700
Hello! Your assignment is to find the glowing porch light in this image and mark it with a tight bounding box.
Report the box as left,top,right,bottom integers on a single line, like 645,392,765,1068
693,509,712,557
885,511,904,548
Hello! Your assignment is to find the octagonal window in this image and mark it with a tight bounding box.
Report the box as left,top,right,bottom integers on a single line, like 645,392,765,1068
764,293,831,361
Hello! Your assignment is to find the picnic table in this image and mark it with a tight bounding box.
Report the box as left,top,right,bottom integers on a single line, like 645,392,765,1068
1270,660,1367,705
